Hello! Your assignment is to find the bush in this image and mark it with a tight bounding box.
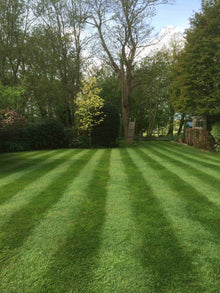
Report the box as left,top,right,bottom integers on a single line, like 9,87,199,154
0,117,72,152
211,122,220,152
0,109,28,152
25,119,70,150
92,103,120,147
71,136,90,148
0,109,27,130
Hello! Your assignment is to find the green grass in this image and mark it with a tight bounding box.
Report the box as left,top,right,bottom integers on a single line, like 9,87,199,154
0,142,220,293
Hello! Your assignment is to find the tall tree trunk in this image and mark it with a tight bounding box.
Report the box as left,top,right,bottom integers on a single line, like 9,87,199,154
177,113,185,135
167,106,175,136
120,62,131,139
120,75,131,138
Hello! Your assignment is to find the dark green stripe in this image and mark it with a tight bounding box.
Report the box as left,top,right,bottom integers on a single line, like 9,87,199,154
0,150,75,205
158,142,220,171
0,150,61,180
38,150,111,293
136,147,220,240
160,141,220,164
145,143,220,190
0,150,97,271
120,148,200,292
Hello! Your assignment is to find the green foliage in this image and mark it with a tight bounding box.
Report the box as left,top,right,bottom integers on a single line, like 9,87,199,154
0,118,71,152
71,136,90,148
75,77,105,133
0,109,27,151
24,119,70,150
92,103,120,147
0,84,25,112
0,109,27,130
96,65,121,110
133,51,172,136
211,121,220,151
170,0,220,116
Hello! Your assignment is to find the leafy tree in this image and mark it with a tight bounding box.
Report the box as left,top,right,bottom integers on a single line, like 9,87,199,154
96,65,121,111
86,0,172,139
133,51,172,136
75,77,105,134
0,83,25,116
170,0,220,118
211,121,220,151
0,0,32,85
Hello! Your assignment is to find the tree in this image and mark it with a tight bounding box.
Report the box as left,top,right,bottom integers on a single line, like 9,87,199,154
0,0,32,86
30,0,87,126
86,0,171,140
95,65,121,111
0,83,24,113
170,0,220,120
75,77,105,135
133,51,172,136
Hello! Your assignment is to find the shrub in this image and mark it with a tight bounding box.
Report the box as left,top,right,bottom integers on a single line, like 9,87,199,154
0,117,72,152
92,103,120,147
25,119,70,150
211,122,220,152
0,109,27,129
0,109,28,152
71,136,90,148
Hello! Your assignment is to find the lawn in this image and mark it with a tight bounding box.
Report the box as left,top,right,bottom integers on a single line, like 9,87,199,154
0,142,219,293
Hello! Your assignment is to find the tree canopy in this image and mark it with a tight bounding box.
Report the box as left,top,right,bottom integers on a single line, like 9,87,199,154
170,0,220,117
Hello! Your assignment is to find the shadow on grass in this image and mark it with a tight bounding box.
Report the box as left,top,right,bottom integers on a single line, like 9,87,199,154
38,150,111,293
0,150,96,270
136,147,220,241
120,149,201,292
0,150,77,205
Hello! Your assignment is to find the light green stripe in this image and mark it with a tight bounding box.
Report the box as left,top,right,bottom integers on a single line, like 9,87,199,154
128,147,220,288
0,149,104,293
91,149,147,292
0,150,84,228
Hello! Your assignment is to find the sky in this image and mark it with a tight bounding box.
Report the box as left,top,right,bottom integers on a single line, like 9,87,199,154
152,0,202,32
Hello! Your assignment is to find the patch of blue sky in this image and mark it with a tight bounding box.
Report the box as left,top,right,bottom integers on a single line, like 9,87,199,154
151,0,202,32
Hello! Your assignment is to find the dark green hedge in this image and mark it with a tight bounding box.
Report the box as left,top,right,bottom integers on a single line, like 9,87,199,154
92,103,120,147
0,119,72,152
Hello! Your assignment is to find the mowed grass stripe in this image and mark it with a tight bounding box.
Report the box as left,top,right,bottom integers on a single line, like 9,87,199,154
0,150,60,179
0,149,93,271
158,142,220,172
90,149,147,293
137,147,220,241
145,143,220,205
0,149,85,229
38,150,111,293
0,149,104,293
0,150,73,205
120,148,200,292
0,149,50,163
163,141,220,164
128,147,220,292
0,149,61,189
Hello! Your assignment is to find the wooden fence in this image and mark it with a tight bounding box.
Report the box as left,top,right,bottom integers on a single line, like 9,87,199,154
185,128,214,150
